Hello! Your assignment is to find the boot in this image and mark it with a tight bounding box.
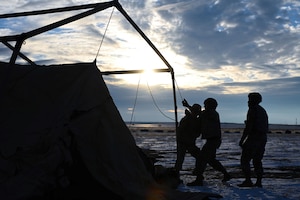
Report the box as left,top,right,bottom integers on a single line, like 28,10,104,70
222,172,231,182
254,176,262,187
238,179,253,187
187,176,203,186
238,175,253,187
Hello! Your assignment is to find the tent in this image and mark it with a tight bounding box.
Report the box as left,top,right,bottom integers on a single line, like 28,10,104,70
0,61,155,199
0,1,222,199
0,61,222,200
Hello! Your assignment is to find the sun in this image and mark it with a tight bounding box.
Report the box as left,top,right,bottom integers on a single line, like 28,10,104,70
142,68,155,80
141,68,172,86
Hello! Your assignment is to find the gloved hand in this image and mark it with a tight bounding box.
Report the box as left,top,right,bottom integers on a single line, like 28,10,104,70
182,99,189,107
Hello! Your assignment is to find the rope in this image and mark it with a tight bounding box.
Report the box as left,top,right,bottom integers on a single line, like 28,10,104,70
91,6,185,122
129,74,185,122
129,74,141,125
175,78,184,102
95,7,115,59
146,80,174,121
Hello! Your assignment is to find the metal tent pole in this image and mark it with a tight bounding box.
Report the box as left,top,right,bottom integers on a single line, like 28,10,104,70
0,1,116,65
0,0,178,128
114,0,178,128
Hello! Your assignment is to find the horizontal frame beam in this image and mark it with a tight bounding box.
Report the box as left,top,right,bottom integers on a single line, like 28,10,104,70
100,68,171,75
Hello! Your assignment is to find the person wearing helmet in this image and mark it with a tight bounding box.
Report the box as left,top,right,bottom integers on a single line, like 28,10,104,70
187,98,231,186
238,92,268,187
175,99,202,176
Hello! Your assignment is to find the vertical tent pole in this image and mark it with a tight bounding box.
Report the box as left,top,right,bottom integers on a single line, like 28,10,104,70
0,0,179,129
114,0,179,129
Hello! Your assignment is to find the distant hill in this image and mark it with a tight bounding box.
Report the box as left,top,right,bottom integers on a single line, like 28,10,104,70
221,122,300,130
126,122,300,134
127,122,300,130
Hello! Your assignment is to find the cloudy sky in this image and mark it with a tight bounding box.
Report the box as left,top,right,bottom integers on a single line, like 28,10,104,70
1,0,300,125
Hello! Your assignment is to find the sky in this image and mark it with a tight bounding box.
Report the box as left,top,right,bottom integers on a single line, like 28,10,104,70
0,0,300,125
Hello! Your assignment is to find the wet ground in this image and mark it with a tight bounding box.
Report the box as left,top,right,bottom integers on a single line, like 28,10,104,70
133,132,300,200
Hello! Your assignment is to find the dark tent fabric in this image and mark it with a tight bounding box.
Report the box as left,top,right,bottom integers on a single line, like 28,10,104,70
0,62,155,199
0,61,221,200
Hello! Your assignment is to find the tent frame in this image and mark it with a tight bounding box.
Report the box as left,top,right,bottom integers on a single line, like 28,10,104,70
0,0,178,128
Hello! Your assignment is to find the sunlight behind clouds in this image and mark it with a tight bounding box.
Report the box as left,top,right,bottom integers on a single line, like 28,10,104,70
1,0,300,123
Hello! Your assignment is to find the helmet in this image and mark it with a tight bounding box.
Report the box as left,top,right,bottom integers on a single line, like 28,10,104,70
204,98,218,109
248,92,262,104
191,103,201,113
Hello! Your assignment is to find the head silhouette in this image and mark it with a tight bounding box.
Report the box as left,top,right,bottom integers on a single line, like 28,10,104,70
204,98,218,110
248,92,262,106
191,103,201,115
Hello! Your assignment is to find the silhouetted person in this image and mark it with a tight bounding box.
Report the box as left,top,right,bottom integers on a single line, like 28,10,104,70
175,99,202,175
238,92,268,187
187,98,230,186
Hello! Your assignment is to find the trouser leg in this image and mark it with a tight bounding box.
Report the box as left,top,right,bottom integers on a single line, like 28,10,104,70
253,159,263,178
188,145,201,171
194,141,217,180
186,145,204,186
240,149,252,181
175,143,186,172
208,159,227,174
253,142,266,186
206,139,230,179
203,139,228,174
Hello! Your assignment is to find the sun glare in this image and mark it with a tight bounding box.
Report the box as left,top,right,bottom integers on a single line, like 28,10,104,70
142,68,155,79
141,68,172,86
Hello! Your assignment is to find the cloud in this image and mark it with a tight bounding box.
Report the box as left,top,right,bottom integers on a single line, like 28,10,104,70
1,0,300,124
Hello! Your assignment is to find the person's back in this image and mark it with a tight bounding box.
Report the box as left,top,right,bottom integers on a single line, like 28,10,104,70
187,98,230,186
201,108,221,140
177,109,200,144
175,103,201,173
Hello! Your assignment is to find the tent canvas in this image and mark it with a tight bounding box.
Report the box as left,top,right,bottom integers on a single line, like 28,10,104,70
0,1,222,199
0,61,155,199
0,61,222,200
0,0,179,128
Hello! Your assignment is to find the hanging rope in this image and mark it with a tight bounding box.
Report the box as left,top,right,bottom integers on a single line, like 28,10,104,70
90,5,186,122
129,75,176,122
174,79,183,101
95,7,115,59
129,74,141,125
175,78,184,102
129,72,187,122
146,80,175,121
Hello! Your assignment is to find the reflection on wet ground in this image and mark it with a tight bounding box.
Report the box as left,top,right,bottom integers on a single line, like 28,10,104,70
134,132,300,200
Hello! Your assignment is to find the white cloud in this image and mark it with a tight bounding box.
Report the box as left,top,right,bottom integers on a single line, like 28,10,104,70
1,0,300,123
